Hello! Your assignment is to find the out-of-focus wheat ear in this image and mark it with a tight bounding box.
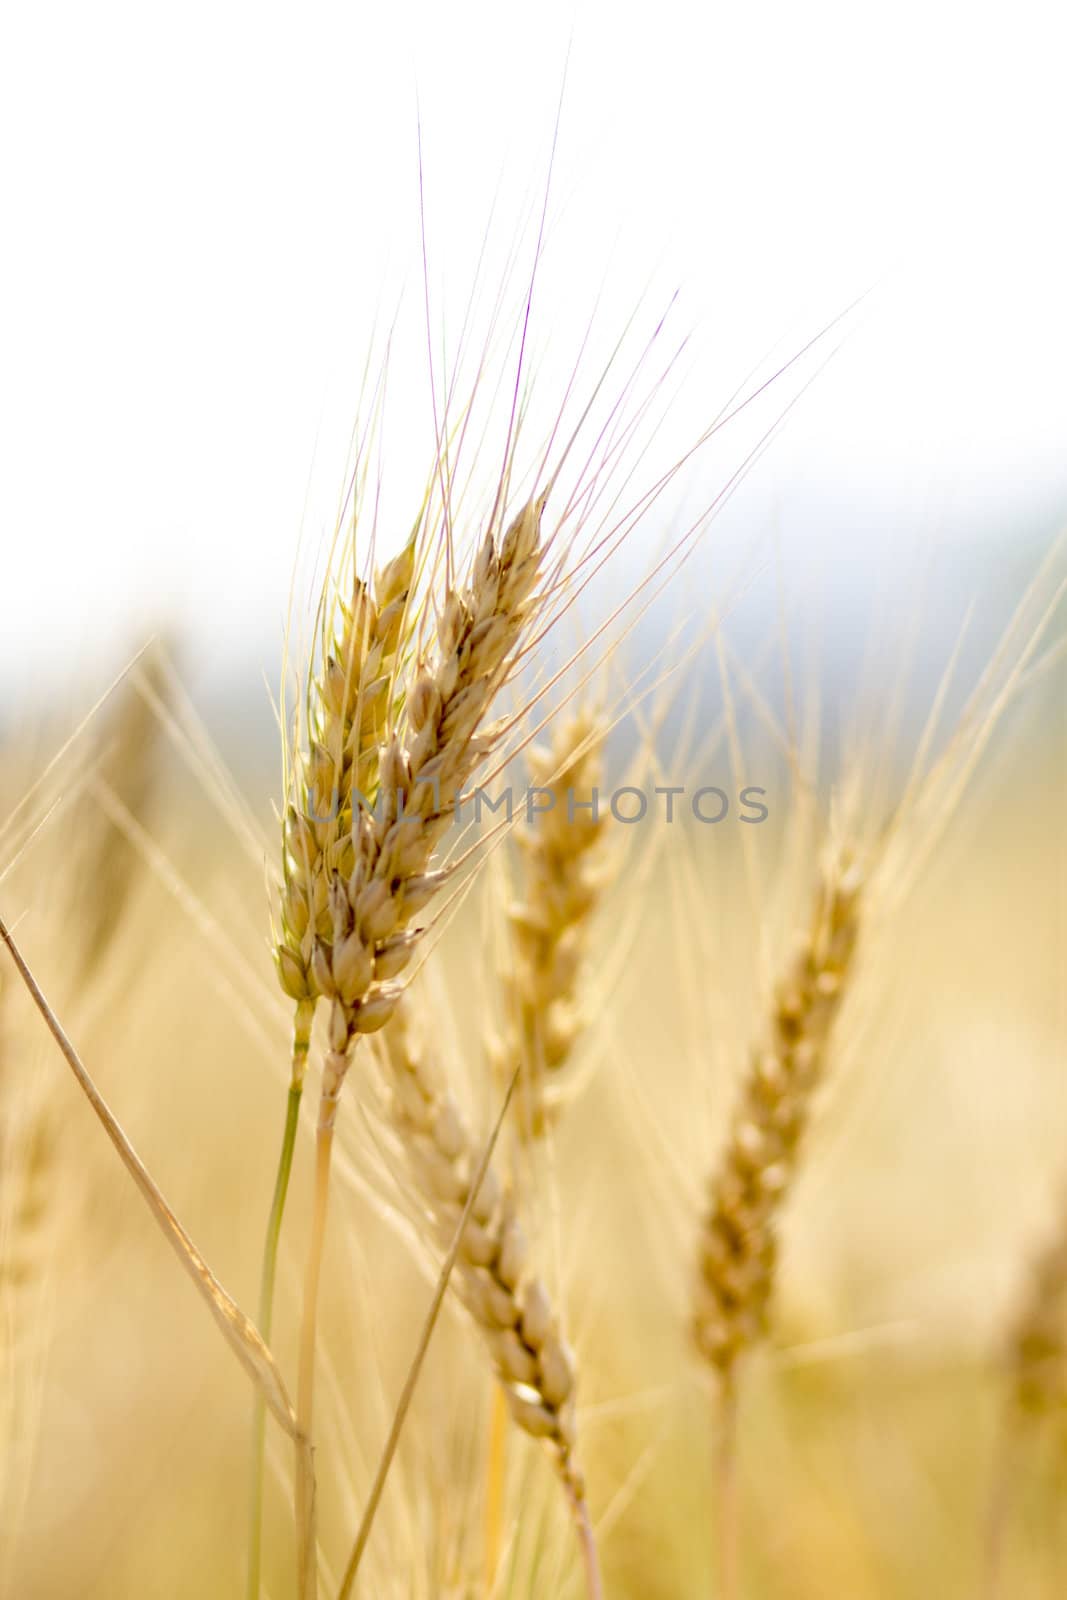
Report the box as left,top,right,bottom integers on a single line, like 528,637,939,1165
0,968,57,1575
694,840,863,1384
0,1107,57,1579
293,494,549,1600
0,1092,57,1311
72,638,171,982
482,703,609,1587
379,1001,602,1600
985,1197,1067,1598
496,707,611,1144
693,840,863,1598
1006,1207,1067,1424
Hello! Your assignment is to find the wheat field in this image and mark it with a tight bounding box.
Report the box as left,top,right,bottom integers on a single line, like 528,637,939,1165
2,148,1066,1596
2,445,1065,1600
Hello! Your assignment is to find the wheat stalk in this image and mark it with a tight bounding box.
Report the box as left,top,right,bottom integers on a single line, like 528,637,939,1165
248,539,417,1598
380,999,601,1597
0,913,297,1432
481,705,609,1582
290,494,548,1598
693,839,863,1594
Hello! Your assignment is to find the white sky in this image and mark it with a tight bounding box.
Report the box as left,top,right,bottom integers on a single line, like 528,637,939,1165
2,0,1065,706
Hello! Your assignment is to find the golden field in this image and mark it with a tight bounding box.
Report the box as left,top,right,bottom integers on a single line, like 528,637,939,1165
1,586,1064,1597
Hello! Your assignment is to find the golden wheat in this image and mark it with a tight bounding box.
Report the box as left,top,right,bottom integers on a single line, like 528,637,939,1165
499,707,610,1141
694,840,864,1386
293,494,554,1598
275,538,416,1047
294,494,544,1094
382,1001,585,1496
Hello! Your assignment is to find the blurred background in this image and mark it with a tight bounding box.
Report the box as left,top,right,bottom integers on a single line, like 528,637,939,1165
2,0,1066,729
2,3,1066,1597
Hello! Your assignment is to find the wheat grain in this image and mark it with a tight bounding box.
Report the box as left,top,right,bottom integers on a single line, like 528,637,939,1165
694,842,864,1385
383,1001,584,1487
302,494,546,1102
275,537,416,1030
380,997,602,1596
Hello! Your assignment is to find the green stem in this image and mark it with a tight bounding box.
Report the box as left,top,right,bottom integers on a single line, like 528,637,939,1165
246,1000,314,1600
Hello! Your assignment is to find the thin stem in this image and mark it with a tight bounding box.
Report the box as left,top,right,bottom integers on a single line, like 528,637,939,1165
0,911,296,1433
483,1383,509,1594
570,1488,604,1600
295,1052,345,1600
714,1379,739,1600
246,1001,314,1600
336,1063,521,1600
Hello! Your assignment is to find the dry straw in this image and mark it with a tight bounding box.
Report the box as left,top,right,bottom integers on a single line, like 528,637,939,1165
0,912,298,1430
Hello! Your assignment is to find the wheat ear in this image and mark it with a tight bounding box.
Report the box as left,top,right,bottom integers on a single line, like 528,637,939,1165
500,708,609,1141
248,540,415,1600
0,970,55,1569
694,843,863,1379
483,706,608,1581
0,969,47,1284
292,495,546,1599
73,641,170,982
381,1000,601,1598
693,843,862,1594
1007,1206,1067,1424
986,1196,1067,1596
